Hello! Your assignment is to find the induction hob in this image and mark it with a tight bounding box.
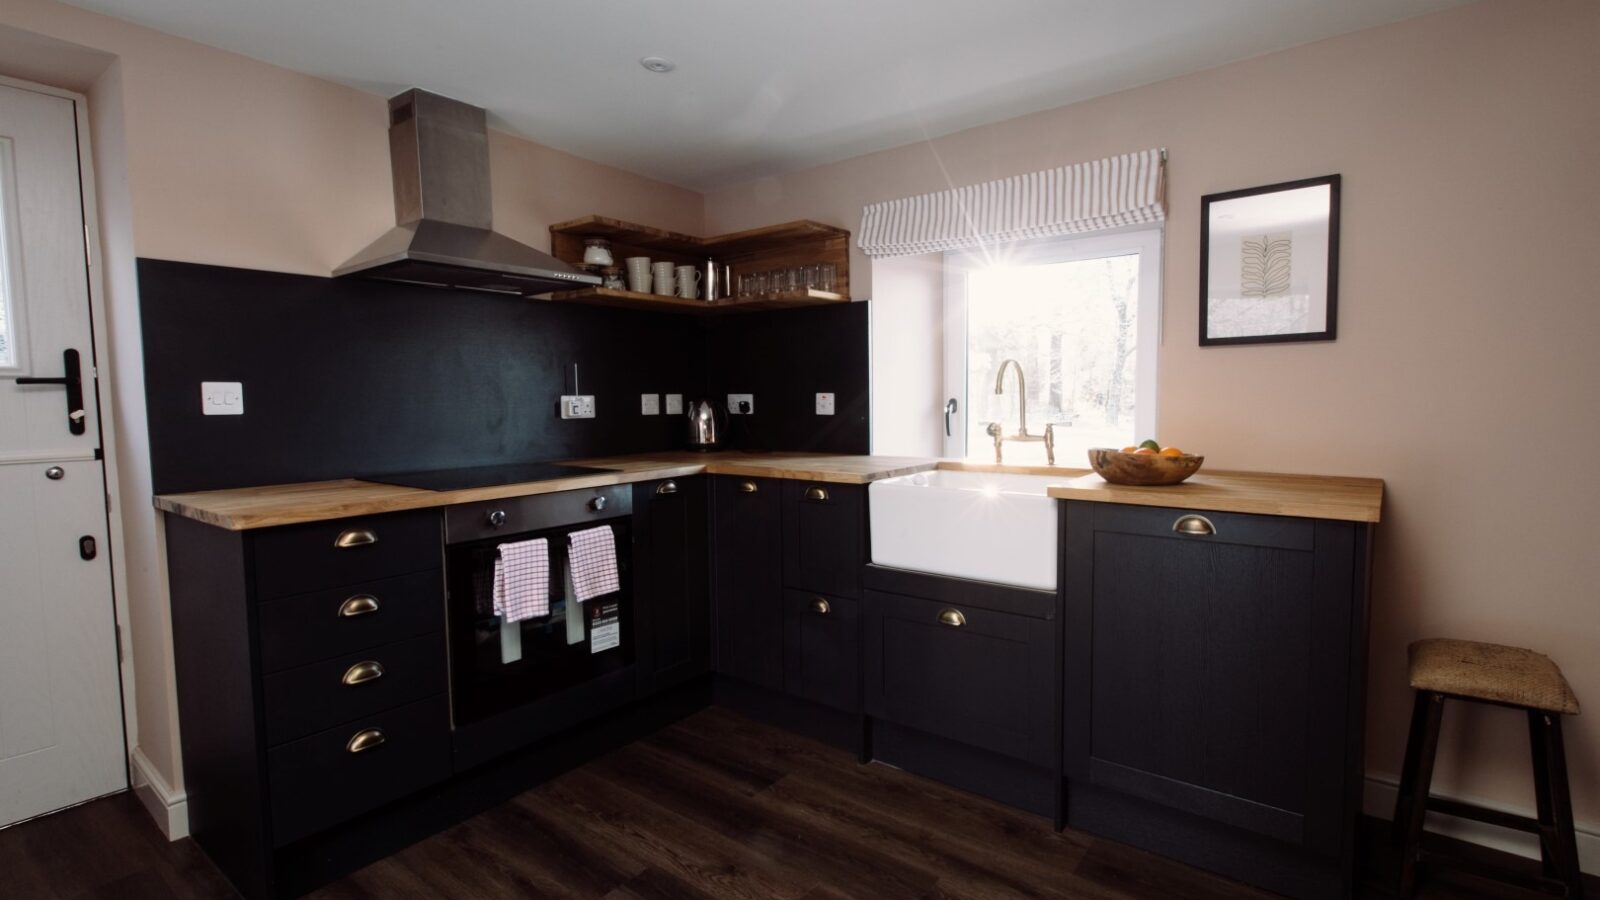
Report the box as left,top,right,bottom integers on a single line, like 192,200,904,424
359,462,616,492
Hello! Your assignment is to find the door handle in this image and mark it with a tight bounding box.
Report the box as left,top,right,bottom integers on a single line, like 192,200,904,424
937,608,966,628
738,480,758,494
341,660,385,686
13,349,86,436
1172,514,1217,536
345,728,386,754
804,486,828,502
944,398,958,438
79,535,97,560
655,480,679,496
810,597,831,615
337,594,380,617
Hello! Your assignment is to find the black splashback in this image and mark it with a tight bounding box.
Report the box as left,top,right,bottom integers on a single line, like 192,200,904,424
703,302,870,455
138,259,868,494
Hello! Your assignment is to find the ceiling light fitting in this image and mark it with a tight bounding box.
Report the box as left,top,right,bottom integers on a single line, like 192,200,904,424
639,57,675,74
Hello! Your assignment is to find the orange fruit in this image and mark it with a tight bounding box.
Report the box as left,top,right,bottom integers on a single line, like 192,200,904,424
1120,446,1138,454
1134,447,1157,455
1159,447,1183,458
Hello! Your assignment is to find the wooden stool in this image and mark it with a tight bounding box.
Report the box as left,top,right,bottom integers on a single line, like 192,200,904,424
1393,638,1584,898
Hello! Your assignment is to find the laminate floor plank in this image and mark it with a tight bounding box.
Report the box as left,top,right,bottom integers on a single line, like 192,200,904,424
3,707,1589,900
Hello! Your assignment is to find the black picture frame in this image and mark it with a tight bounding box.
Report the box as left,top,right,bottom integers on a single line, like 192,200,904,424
1199,174,1340,346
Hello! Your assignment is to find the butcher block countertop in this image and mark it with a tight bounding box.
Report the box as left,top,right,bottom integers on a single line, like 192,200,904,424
153,452,938,530
1046,469,1384,523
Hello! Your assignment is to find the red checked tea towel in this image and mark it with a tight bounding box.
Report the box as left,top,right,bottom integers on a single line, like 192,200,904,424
568,525,620,602
492,537,549,623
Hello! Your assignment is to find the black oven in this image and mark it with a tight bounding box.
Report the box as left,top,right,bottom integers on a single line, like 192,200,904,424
443,485,633,731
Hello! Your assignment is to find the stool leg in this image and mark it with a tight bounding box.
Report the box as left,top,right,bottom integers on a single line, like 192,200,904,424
1529,710,1559,878
1394,691,1445,899
1531,712,1585,899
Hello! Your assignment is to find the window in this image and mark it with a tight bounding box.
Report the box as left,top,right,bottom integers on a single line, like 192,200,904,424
943,230,1161,465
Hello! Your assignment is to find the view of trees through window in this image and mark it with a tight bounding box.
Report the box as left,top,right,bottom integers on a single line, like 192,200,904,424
965,253,1140,464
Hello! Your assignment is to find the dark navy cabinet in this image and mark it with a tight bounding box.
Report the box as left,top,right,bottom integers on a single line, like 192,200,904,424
633,476,711,694
710,475,785,690
1061,500,1372,900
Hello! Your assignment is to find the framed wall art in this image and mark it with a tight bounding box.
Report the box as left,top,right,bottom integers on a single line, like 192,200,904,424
1199,174,1340,346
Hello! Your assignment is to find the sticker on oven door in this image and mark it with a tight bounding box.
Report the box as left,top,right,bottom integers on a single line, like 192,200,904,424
589,600,620,654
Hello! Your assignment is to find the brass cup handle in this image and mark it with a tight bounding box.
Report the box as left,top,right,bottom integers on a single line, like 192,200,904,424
345,728,386,754
1172,514,1217,536
341,660,385,686
937,608,966,628
656,480,679,496
334,528,378,549
337,594,380,618
738,480,758,494
804,486,829,502
810,597,831,615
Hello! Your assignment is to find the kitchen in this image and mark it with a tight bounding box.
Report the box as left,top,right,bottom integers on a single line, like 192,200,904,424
0,1,1596,898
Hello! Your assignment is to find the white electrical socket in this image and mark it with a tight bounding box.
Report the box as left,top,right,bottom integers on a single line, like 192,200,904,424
815,392,835,415
640,393,660,416
664,393,683,415
201,381,244,415
560,395,596,419
727,393,754,415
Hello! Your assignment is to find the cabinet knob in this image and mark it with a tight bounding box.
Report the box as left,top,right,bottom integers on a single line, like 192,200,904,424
486,509,508,528
937,608,966,628
1171,514,1217,536
655,480,679,496
738,480,758,494
337,594,380,618
333,527,378,549
345,728,386,754
590,495,608,512
804,486,829,502
341,660,385,686
810,597,831,615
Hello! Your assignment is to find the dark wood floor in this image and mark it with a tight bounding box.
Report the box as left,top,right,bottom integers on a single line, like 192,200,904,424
0,707,1585,899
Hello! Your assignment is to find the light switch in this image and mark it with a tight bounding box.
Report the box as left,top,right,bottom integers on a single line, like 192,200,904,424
664,393,683,415
201,381,244,415
640,393,660,415
815,392,835,415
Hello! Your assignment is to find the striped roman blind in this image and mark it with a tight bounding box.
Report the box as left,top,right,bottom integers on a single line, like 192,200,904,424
857,148,1166,258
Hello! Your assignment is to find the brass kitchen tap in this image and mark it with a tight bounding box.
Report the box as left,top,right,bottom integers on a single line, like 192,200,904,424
986,359,1056,466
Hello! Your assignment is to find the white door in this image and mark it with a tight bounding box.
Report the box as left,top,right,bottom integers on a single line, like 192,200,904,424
0,82,126,826
942,230,1163,462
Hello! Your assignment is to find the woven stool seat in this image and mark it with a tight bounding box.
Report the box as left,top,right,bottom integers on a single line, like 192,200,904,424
1408,638,1579,715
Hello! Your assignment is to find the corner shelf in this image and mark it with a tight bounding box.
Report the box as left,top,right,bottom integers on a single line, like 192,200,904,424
547,214,853,315
544,286,847,315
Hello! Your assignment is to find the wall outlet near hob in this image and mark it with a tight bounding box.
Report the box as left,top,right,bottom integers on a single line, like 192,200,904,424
560,395,596,419
727,393,754,415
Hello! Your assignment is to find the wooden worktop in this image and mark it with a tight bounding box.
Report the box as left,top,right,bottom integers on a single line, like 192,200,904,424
1046,469,1384,523
153,452,938,531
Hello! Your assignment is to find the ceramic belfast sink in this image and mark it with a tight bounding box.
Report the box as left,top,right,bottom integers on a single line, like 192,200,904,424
868,469,1060,591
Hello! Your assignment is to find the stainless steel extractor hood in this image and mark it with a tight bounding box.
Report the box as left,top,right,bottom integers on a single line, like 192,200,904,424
335,89,600,295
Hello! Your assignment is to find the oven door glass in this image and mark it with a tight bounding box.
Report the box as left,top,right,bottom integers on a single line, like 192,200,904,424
446,518,633,725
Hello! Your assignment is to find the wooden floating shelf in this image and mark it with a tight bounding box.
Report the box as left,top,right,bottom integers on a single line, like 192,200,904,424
548,215,850,258
544,286,848,315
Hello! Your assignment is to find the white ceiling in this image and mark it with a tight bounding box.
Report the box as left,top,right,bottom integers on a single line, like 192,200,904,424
63,0,1472,190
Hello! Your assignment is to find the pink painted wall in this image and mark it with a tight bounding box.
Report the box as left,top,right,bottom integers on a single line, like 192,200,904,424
0,0,706,807
705,0,1600,842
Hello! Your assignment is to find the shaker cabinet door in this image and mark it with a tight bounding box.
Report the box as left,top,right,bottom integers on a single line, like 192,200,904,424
633,476,711,694
711,476,784,690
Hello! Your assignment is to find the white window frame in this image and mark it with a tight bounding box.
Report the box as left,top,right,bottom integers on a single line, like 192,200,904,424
942,228,1163,459
0,136,28,374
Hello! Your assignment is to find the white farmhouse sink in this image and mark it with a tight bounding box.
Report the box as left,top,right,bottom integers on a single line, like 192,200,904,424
869,469,1060,591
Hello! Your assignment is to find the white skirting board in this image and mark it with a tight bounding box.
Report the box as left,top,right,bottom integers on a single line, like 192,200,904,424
130,747,188,840
1364,776,1598,875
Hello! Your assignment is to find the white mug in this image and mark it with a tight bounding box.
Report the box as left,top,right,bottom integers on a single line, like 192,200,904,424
676,265,701,300
652,261,677,297
624,257,652,293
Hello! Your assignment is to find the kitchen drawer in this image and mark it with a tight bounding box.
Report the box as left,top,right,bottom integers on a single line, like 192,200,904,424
263,633,447,746
783,589,859,712
267,693,450,846
783,481,864,598
258,570,444,672
1085,503,1314,551
251,509,441,600
864,590,1055,766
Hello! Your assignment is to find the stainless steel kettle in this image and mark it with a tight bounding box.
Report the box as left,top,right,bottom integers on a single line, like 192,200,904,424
686,398,723,450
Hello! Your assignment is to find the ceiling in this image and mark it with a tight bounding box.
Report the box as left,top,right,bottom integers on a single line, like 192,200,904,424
63,0,1472,190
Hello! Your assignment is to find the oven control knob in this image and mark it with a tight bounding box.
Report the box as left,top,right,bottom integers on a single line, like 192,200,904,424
486,510,507,528
589,496,607,512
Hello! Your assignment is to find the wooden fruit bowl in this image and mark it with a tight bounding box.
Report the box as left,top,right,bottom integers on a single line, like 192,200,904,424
1087,448,1205,486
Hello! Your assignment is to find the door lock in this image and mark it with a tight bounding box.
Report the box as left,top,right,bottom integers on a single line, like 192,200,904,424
79,535,97,560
